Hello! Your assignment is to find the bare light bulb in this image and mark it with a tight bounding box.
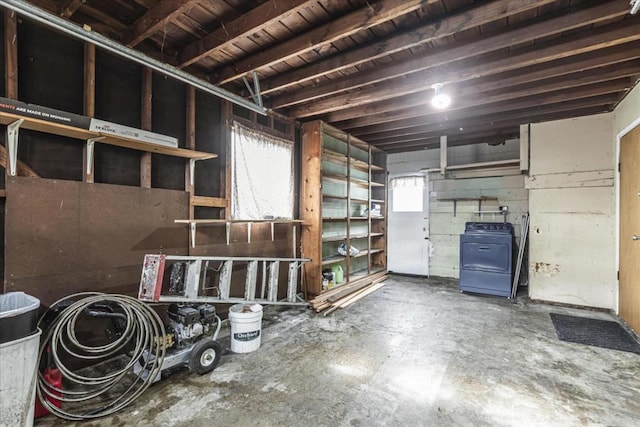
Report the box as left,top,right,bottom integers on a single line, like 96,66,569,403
431,83,451,109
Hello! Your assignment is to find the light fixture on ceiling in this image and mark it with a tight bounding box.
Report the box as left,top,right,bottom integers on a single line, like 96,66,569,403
431,83,451,109
632,0,640,15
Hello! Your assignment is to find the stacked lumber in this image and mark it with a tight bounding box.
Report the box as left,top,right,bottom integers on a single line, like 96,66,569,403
308,270,388,316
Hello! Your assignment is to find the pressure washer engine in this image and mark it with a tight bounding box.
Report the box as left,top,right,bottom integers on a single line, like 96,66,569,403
135,302,222,381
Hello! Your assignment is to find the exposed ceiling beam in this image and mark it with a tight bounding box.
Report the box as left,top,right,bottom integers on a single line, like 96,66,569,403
273,0,634,111
287,19,640,118
179,0,315,69
368,93,623,146
0,0,266,114
378,105,613,152
122,0,199,47
212,0,439,85
379,131,523,152
376,130,521,148
260,0,556,96
58,0,84,18
337,60,640,130
354,80,630,139
327,44,640,124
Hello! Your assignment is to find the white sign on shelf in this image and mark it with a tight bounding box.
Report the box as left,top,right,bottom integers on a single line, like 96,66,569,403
89,119,178,148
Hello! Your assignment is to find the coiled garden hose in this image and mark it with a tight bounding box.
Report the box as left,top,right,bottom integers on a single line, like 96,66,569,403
36,293,166,420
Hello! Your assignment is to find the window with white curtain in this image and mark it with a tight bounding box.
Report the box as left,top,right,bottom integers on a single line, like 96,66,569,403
231,122,294,220
391,176,425,212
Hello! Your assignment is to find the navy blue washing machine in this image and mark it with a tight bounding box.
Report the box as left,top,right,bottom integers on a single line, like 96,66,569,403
459,222,514,298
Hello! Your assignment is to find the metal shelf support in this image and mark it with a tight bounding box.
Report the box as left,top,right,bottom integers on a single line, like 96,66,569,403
6,118,23,176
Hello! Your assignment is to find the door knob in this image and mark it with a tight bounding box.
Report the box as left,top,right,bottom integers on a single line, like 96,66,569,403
633,235,640,241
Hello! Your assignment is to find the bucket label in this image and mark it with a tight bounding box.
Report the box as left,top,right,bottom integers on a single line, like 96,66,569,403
234,330,260,342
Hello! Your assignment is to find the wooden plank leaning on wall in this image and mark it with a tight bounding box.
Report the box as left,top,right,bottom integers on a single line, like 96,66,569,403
83,42,96,183
4,9,17,100
140,67,152,188
185,85,196,220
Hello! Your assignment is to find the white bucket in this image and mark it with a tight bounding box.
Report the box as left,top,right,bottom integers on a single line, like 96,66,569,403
229,304,263,353
0,328,42,427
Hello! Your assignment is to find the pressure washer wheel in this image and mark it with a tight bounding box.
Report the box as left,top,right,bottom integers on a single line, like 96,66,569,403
188,339,222,375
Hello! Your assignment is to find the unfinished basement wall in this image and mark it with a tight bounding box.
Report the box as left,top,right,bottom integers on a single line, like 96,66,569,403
388,141,528,278
528,112,616,310
0,17,298,307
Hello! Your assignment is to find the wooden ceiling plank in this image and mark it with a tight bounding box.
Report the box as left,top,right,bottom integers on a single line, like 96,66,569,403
286,18,640,118
212,0,439,85
123,0,200,47
337,59,640,130
378,132,523,151
260,0,556,95
376,129,520,147
328,44,640,123
355,80,630,138
179,0,316,69
375,103,616,151
272,0,633,111
368,93,624,145
59,0,85,18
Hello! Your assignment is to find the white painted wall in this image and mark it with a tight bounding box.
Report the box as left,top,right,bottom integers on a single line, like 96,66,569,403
388,140,526,279
429,173,527,278
614,82,640,137
528,113,616,309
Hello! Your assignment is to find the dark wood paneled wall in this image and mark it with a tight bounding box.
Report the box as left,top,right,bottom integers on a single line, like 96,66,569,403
4,177,189,306
0,15,299,307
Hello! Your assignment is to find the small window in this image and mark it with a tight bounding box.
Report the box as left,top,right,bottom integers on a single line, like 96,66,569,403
231,122,294,220
391,176,425,212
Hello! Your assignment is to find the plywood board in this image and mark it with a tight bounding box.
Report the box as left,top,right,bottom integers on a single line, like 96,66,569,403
4,177,189,305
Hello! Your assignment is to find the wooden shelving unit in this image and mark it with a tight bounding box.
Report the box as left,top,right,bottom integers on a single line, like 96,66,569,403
300,120,387,297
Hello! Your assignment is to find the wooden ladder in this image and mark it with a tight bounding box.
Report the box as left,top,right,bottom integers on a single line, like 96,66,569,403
138,254,309,306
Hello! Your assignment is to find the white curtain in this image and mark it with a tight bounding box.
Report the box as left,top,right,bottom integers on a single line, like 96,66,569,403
231,122,294,220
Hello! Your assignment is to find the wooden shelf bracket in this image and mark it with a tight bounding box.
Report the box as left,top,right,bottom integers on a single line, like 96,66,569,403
177,219,302,250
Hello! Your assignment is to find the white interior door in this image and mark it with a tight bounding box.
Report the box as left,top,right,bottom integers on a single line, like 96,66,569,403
387,175,430,276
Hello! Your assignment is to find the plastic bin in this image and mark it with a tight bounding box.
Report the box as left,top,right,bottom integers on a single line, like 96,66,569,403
0,292,40,344
0,328,42,427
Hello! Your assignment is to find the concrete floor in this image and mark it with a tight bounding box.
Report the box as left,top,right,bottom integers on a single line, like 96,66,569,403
37,275,640,426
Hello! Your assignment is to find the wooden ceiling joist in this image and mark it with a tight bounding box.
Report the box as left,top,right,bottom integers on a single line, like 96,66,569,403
123,0,199,47
328,44,640,125
178,0,316,69
274,0,633,113
287,19,640,119
21,0,640,152
211,0,439,85
337,60,640,131
376,132,520,150
377,104,614,152
259,0,556,96
58,0,84,18
367,93,624,146
354,84,630,141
